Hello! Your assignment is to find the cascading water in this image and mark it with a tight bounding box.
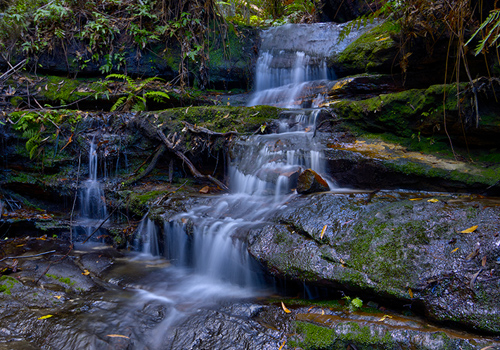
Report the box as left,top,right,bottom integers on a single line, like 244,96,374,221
128,20,369,341
248,21,376,107
75,139,107,240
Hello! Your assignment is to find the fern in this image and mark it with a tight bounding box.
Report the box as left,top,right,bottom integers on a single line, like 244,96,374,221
145,90,170,103
110,96,127,112
106,73,134,86
466,10,500,56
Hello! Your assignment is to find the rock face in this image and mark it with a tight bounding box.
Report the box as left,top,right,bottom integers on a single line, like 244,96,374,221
247,191,500,334
296,168,330,194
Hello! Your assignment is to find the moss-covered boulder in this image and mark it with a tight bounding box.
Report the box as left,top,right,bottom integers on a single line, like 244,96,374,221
247,191,500,334
330,83,500,148
329,20,399,77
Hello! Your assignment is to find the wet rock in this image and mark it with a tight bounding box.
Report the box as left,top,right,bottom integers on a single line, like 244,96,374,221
247,191,500,334
329,20,399,77
296,169,330,194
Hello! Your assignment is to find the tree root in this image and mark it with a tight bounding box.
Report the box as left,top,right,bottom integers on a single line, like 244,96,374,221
156,129,229,191
123,144,166,186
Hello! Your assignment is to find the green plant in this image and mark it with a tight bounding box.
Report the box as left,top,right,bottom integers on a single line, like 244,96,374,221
466,9,500,56
343,295,363,311
105,74,169,112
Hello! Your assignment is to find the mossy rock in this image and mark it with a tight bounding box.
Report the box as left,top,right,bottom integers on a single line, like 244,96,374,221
330,20,399,77
147,105,282,134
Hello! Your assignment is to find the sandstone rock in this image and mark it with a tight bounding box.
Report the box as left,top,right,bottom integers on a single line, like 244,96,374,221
296,169,330,194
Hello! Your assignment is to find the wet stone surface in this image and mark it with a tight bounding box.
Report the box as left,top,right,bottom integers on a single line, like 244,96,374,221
247,191,500,334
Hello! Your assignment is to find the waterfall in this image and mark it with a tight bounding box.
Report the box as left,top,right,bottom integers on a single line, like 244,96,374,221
248,21,376,107
76,139,107,241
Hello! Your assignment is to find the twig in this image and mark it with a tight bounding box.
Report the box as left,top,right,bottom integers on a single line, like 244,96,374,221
0,250,56,262
36,244,73,284
0,59,27,83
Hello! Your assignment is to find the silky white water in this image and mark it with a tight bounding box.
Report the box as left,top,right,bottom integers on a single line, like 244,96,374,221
248,21,376,107
76,139,108,240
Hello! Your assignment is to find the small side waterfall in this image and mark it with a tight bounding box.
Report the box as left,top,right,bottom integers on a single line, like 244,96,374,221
248,22,375,107
76,140,107,240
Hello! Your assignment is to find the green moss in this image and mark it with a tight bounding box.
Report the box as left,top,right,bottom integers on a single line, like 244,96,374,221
148,105,281,134
35,76,105,106
0,276,19,295
46,273,75,286
292,321,336,349
334,20,399,74
292,321,395,350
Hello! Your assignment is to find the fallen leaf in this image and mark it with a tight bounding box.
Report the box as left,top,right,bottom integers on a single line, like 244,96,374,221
281,301,291,314
321,309,325,315
181,218,188,224
376,36,390,41
38,315,53,320
427,198,439,203
451,247,459,253
54,295,62,300
199,186,210,194
320,225,327,239
278,339,286,350
410,198,423,201
82,269,90,276
466,248,480,261
461,225,478,233
470,269,483,289
106,334,130,339
408,288,413,298
482,256,487,267
378,315,392,322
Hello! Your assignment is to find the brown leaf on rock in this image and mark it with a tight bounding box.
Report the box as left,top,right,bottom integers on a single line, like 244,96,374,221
461,225,478,233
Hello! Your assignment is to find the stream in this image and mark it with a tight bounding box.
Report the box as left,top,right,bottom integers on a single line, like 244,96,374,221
2,22,500,350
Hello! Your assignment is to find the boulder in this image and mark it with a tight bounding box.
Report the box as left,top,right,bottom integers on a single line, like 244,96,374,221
296,169,330,194
247,191,500,334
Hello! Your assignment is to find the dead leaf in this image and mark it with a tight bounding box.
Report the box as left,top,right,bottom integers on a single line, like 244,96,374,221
38,315,53,320
378,315,392,322
281,301,291,314
461,225,478,233
199,186,210,194
466,248,480,261
482,256,487,267
82,269,90,276
408,288,413,298
321,309,325,315
409,198,422,201
181,218,188,224
470,269,483,289
427,198,439,203
320,225,327,239
106,334,130,339
54,295,62,300
451,247,459,253
278,339,286,350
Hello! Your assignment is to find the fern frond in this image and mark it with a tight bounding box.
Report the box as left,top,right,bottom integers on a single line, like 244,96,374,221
111,96,127,111
106,73,134,86
132,101,146,112
145,90,170,103
22,129,38,140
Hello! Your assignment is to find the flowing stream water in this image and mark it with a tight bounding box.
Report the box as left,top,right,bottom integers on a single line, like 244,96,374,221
75,139,108,241
116,23,376,344
61,22,373,348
